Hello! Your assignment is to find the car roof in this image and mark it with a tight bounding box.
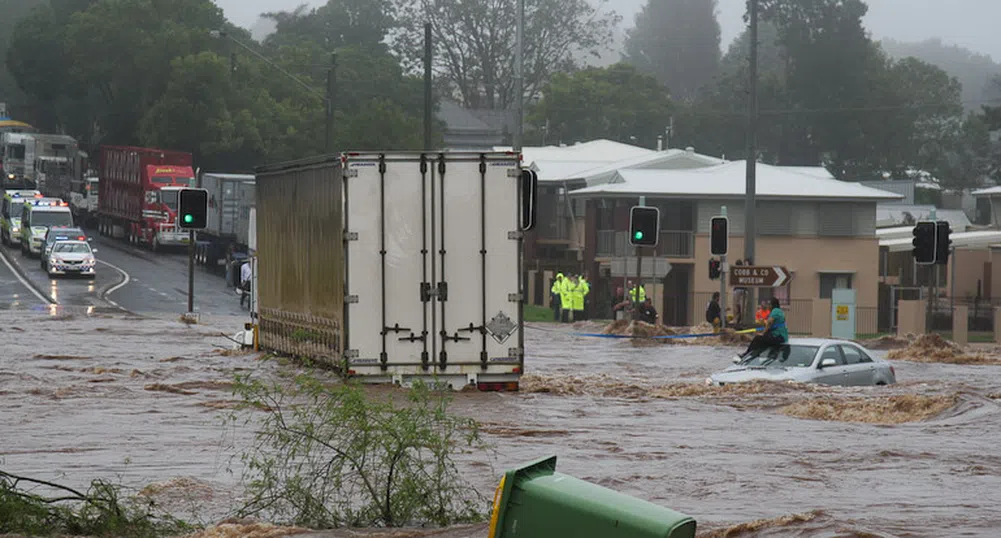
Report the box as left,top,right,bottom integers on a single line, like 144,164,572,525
787,337,865,347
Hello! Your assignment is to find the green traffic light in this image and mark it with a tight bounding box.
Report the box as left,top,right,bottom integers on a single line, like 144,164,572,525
183,214,193,224
634,231,644,240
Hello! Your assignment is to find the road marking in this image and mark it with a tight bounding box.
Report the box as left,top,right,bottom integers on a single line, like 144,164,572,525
0,247,54,304
97,259,131,309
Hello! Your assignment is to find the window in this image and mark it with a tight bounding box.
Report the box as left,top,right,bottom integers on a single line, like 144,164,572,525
30,210,74,228
819,273,853,299
819,346,844,366
839,345,864,365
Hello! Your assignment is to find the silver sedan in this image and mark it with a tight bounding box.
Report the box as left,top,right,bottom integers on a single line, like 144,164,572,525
706,338,897,387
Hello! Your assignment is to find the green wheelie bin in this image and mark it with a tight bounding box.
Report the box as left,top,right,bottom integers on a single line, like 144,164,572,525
487,455,696,538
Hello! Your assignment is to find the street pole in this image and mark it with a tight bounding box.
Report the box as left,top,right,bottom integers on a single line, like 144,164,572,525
187,230,195,314
513,0,525,151
423,22,433,151
743,0,760,327
720,206,728,329
633,196,645,319
325,52,336,154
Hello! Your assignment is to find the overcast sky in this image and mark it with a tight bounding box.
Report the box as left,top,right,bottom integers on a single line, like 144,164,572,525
213,0,1001,61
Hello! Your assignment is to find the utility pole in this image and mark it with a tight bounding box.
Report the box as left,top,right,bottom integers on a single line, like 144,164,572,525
513,0,525,151
743,0,760,326
325,53,336,154
423,22,433,151
633,196,646,319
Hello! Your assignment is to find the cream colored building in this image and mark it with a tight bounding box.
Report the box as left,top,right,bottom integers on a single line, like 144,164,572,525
571,161,902,331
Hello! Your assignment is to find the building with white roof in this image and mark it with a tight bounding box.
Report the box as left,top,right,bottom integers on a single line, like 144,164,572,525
557,160,903,328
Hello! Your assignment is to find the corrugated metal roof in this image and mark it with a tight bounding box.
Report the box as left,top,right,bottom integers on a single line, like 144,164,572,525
496,139,656,165
570,161,905,201
876,205,971,230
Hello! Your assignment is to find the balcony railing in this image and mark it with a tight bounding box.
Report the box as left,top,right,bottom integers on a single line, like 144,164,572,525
596,230,694,258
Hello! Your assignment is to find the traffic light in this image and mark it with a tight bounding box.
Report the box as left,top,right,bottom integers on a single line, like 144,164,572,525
709,258,721,280
710,216,728,255
520,169,538,231
935,221,952,265
629,206,660,247
911,221,936,265
178,188,208,229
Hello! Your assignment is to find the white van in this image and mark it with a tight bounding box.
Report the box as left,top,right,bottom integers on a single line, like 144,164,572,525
20,199,74,257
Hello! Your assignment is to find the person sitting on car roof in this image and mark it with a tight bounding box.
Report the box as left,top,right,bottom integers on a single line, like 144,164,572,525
736,297,787,360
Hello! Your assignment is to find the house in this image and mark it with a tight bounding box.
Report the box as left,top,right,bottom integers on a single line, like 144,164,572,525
569,161,903,331
513,142,725,306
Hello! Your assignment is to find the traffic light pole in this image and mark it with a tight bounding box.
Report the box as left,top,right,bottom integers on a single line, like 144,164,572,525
634,196,645,319
188,230,195,314
719,206,727,329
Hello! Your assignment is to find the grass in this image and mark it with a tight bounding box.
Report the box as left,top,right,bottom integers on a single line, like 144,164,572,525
523,304,557,323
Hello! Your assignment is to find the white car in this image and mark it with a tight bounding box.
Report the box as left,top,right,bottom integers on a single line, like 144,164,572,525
706,338,897,387
46,240,97,278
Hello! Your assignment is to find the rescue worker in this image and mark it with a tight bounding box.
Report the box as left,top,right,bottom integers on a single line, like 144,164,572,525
579,274,590,321
550,273,565,321
706,292,722,332
628,282,647,304
737,297,787,359
571,275,585,321
560,273,575,323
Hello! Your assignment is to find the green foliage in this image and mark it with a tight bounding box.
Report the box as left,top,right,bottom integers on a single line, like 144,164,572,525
394,0,620,109
6,0,431,169
529,63,672,148
623,0,721,101
0,471,190,537
523,304,555,322
232,371,488,528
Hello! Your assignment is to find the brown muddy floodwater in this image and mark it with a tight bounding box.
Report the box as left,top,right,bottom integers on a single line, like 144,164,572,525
2,310,1000,537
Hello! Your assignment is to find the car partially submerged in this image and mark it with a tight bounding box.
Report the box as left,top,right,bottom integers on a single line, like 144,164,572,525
706,338,896,387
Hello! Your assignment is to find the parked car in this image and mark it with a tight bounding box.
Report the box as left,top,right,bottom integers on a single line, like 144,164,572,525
706,338,896,387
41,226,89,270
46,240,97,278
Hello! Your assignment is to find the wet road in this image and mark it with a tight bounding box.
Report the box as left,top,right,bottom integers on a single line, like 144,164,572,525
0,234,246,317
2,312,999,536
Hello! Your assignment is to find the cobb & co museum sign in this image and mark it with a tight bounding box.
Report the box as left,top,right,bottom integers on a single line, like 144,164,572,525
730,266,791,288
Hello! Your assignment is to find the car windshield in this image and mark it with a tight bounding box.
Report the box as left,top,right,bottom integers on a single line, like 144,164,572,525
46,229,84,243
161,190,179,210
31,211,73,228
740,345,819,368
53,242,90,254
9,204,24,220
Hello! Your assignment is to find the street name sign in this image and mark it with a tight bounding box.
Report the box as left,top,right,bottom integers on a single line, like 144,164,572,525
730,265,790,287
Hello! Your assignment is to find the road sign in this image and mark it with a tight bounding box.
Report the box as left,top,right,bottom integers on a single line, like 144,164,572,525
730,265,790,287
610,258,672,278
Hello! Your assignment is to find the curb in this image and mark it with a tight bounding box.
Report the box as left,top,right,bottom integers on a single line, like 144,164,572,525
0,245,56,305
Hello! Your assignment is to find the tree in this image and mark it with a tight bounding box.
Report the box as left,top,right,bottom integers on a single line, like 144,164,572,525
528,63,672,147
262,0,396,53
393,0,620,110
623,0,721,101
0,0,46,114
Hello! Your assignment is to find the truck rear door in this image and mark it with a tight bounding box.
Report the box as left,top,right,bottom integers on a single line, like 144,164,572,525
343,152,523,388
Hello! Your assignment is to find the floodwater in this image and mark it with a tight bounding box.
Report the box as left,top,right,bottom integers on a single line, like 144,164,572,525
2,310,1000,537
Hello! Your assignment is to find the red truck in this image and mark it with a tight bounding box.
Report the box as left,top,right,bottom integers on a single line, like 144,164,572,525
96,145,195,250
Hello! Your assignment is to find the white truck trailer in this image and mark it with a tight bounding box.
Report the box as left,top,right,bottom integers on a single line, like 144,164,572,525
253,151,536,391
193,172,255,282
